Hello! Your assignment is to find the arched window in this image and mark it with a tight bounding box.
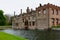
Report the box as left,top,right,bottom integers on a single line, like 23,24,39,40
43,9,47,14
38,10,42,16
56,18,59,25
52,9,54,14
51,18,55,25
29,22,31,26
56,10,58,15
39,11,41,14
24,20,28,26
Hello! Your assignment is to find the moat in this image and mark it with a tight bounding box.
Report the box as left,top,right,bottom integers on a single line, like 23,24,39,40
0,29,60,40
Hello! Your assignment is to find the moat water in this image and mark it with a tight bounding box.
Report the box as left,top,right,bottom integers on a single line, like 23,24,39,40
1,29,60,40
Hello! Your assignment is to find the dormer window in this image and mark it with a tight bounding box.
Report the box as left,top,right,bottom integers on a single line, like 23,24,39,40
44,9,47,14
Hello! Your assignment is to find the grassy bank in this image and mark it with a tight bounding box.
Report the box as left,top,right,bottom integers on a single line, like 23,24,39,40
0,32,27,40
0,26,12,29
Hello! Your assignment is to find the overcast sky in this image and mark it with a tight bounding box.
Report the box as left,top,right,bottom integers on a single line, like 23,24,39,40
0,0,60,16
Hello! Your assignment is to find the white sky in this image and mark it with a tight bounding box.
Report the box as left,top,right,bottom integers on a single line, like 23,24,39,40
0,0,60,16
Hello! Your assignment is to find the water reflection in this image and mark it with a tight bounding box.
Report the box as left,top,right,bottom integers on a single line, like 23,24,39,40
1,29,60,40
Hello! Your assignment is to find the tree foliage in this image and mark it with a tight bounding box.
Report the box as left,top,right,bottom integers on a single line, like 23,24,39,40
0,10,6,26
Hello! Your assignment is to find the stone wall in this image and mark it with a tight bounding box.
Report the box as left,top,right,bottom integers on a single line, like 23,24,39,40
36,14,48,29
49,8,60,27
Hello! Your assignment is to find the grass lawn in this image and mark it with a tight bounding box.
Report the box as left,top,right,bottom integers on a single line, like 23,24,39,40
0,32,27,40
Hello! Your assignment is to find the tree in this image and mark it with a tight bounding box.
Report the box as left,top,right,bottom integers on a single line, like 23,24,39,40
5,14,12,25
8,16,12,25
0,10,6,26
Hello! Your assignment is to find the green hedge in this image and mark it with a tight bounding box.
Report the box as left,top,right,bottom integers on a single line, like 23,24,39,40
52,25,60,28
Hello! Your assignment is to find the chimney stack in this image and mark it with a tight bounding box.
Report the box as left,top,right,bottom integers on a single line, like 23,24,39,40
40,3,42,7
31,8,33,12
21,9,22,14
26,7,30,13
14,11,15,16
